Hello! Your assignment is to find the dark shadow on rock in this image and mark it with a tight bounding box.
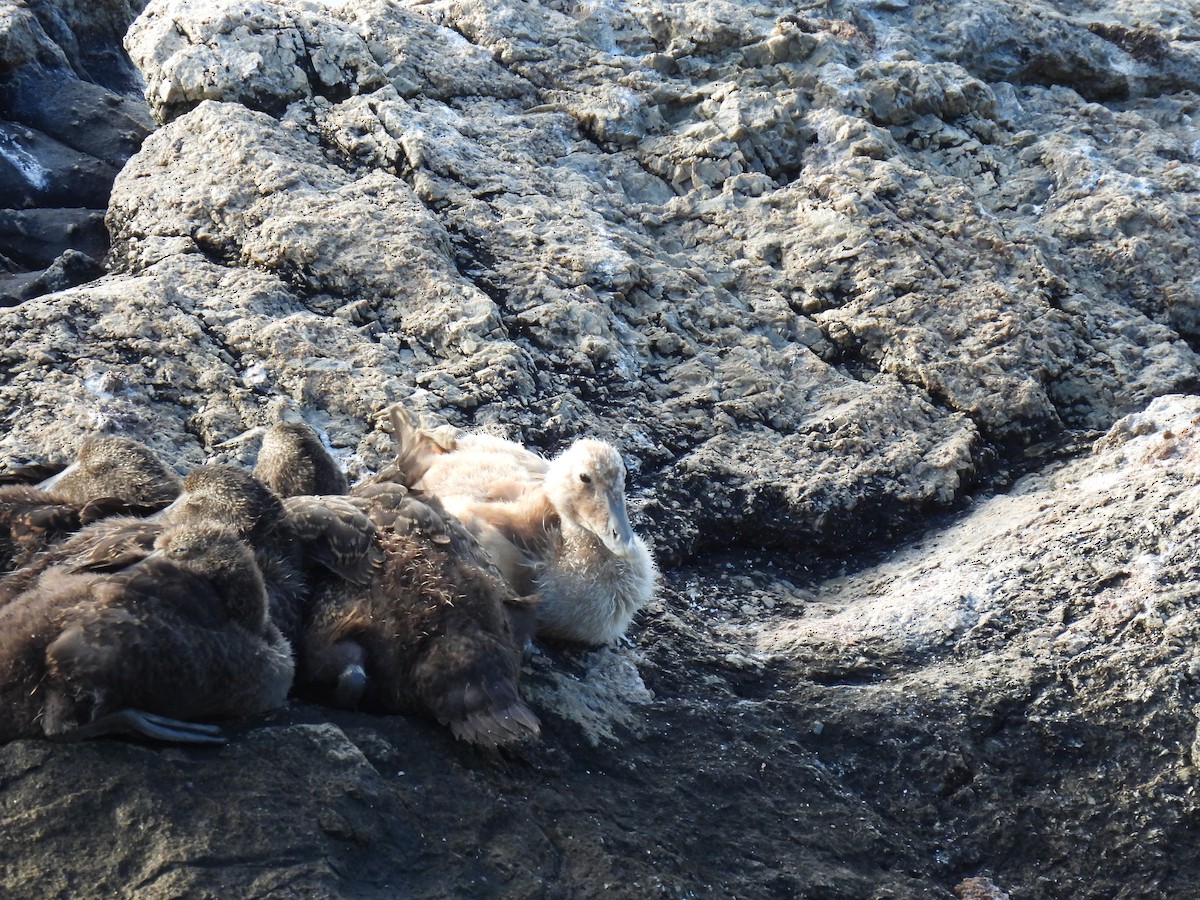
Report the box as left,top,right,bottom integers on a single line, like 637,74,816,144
0,0,153,306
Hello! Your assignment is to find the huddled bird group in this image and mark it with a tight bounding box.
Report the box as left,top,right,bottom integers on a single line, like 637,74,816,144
0,406,658,749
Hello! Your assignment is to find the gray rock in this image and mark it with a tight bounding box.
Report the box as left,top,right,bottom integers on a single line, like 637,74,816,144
2,0,1200,895
0,247,104,305
0,0,153,304
0,207,108,268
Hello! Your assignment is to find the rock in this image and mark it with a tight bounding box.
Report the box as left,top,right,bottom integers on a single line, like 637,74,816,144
956,875,1011,900
754,393,1200,895
0,247,105,306
2,0,1200,896
896,0,1200,101
4,397,1200,896
0,207,108,268
0,0,154,306
94,0,1197,563
126,0,387,123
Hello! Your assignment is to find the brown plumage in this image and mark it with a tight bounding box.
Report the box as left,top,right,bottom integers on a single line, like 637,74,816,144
300,483,539,747
283,494,382,587
380,405,659,646
0,522,293,744
0,518,160,611
3,467,291,639
34,435,182,507
253,422,349,498
0,436,181,573
157,465,313,645
0,462,62,485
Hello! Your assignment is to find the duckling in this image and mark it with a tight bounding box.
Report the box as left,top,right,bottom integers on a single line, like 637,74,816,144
253,422,349,498
374,415,545,500
300,482,540,747
249,424,385,586
382,406,658,646
142,465,316,646
0,436,181,573
3,465,316,645
34,435,182,507
0,522,293,744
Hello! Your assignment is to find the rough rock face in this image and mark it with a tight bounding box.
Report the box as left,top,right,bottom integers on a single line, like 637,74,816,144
3,396,1199,897
1,0,1199,897
0,0,153,305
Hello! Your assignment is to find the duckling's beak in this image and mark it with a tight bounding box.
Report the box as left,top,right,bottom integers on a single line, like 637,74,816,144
215,425,268,449
600,489,637,556
36,460,80,493
150,493,187,521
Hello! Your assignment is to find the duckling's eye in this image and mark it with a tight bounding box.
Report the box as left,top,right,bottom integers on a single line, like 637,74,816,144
579,473,592,484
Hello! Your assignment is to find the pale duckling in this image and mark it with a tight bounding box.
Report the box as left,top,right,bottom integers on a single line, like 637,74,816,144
0,522,293,744
371,404,545,502
382,406,658,646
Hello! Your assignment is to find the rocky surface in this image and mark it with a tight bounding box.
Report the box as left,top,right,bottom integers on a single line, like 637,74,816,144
1,0,1200,897
0,0,153,306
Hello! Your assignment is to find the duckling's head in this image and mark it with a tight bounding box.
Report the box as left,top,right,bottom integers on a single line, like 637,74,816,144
151,521,251,568
161,465,285,541
149,522,268,629
544,439,637,556
37,436,182,507
254,421,349,498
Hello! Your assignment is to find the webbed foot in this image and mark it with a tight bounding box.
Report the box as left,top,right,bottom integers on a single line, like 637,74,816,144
51,709,228,745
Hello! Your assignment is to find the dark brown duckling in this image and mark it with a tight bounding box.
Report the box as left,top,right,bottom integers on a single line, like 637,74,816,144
0,436,181,573
35,435,182,507
2,465,377,648
154,465,311,645
0,522,292,744
253,422,349,498
0,465,253,612
0,517,161,611
300,483,539,747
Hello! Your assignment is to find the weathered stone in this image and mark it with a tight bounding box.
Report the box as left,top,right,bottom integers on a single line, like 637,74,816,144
2,0,1200,895
0,0,153,305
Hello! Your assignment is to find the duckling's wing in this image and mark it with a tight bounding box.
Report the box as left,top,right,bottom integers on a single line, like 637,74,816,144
77,496,168,525
3,497,85,569
350,483,475,554
449,493,558,561
67,520,161,573
364,403,452,489
283,495,383,585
